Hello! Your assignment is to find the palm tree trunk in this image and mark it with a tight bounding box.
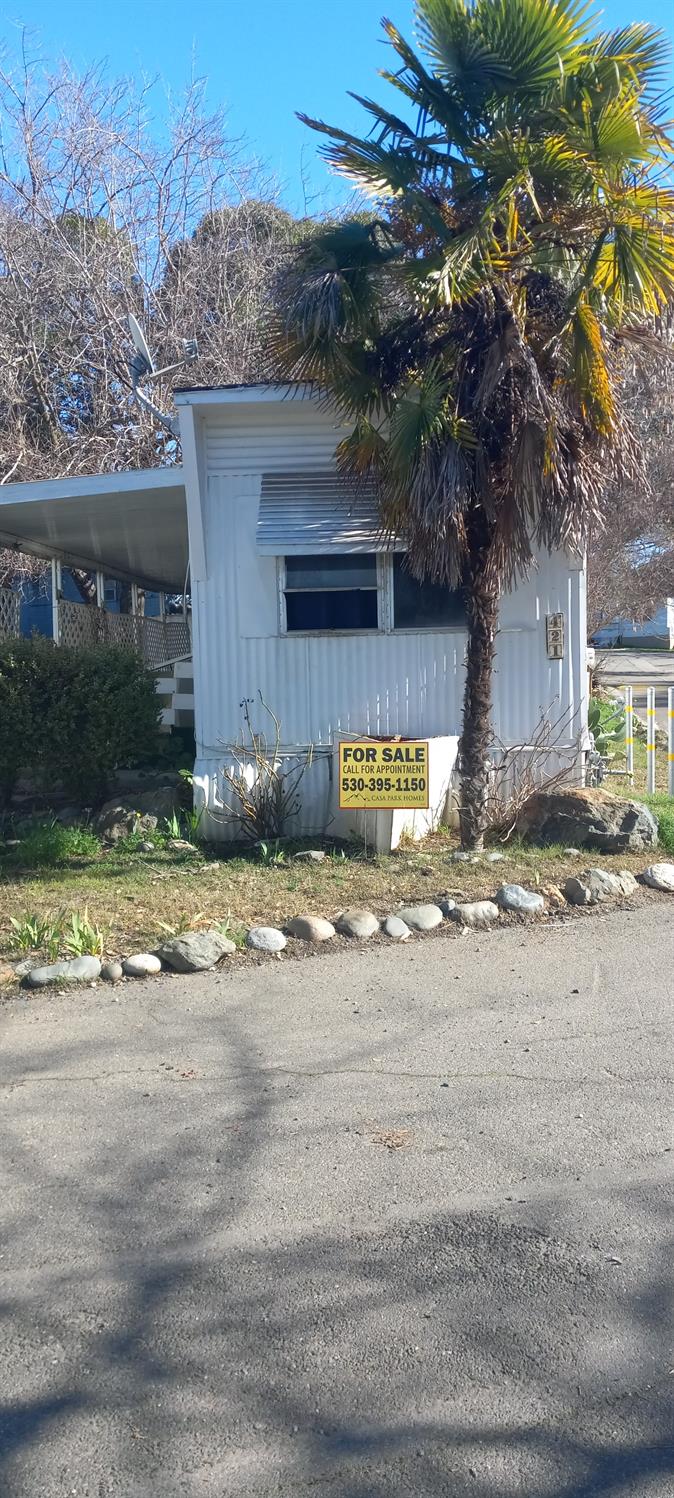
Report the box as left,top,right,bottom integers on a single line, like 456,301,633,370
459,514,499,850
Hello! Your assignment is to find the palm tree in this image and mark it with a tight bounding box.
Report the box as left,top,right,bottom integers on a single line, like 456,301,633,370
272,0,674,847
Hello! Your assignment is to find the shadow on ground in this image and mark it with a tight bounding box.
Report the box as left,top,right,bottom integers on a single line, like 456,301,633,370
0,997,672,1498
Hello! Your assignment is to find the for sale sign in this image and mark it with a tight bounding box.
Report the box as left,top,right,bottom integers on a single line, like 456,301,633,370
339,739,429,809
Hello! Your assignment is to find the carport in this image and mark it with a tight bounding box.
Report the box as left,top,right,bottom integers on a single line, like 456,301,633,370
0,466,190,666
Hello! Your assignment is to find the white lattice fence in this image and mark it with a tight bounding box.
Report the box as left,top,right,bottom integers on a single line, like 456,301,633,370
57,600,190,666
0,587,21,640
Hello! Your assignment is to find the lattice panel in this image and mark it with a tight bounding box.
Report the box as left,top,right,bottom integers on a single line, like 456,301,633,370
57,601,191,666
0,587,21,640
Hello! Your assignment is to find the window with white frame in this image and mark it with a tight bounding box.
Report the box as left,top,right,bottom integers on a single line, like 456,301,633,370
283,554,379,632
280,552,466,634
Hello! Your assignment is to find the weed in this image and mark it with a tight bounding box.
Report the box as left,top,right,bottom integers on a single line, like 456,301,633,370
182,806,204,842
62,906,105,957
8,912,63,956
257,839,287,866
2,820,101,870
159,806,204,845
157,910,206,937
163,811,183,839
216,914,247,949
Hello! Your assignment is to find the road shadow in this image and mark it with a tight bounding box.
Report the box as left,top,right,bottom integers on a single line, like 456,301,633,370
0,1004,672,1497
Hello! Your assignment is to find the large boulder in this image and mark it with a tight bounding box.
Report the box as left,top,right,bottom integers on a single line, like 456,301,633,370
518,788,658,854
133,786,180,820
95,800,158,843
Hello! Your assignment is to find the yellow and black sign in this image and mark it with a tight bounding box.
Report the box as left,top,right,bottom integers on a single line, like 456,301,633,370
339,739,429,809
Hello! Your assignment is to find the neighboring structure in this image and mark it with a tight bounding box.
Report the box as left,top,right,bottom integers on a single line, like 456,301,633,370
0,384,590,838
591,600,674,651
0,467,192,726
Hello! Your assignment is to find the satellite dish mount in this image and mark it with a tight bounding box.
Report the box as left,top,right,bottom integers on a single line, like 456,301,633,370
127,314,198,437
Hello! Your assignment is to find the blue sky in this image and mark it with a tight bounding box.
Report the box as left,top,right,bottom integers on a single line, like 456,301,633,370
1,0,673,213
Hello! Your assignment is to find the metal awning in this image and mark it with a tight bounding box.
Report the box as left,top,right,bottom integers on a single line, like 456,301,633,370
0,467,188,591
257,471,404,555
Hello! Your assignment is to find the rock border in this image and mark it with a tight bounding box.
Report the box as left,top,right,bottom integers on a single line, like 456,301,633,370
5,860,673,992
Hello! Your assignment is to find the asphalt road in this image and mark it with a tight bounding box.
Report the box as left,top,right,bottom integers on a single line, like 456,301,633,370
1,901,673,1497
595,650,674,682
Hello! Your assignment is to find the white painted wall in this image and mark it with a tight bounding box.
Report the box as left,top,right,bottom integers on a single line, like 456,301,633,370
178,390,588,839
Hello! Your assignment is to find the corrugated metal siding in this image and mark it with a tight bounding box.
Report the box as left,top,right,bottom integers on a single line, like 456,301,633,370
205,398,350,474
193,398,587,788
257,472,393,554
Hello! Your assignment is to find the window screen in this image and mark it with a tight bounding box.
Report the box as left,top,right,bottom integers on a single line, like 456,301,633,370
284,554,379,632
393,556,466,629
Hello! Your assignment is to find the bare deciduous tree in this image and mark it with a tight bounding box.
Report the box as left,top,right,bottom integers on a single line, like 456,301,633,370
587,338,674,632
0,41,310,587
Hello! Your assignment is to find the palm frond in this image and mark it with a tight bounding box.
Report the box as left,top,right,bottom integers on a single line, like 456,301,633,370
474,0,596,93
589,23,671,94
415,0,513,98
594,226,674,316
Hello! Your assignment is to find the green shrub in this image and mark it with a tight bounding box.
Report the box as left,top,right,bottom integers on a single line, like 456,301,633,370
0,638,161,806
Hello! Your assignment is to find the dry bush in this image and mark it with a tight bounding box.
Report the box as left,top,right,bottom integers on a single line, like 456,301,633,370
484,708,580,842
215,696,314,842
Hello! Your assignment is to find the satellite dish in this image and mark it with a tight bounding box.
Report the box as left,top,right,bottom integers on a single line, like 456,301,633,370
128,313,155,376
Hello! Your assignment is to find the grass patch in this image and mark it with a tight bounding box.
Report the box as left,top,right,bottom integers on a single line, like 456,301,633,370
1,820,101,870
643,794,674,854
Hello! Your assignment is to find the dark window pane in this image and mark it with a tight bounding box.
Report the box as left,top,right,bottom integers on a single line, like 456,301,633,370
286,589,378,631
393,555,466,629
285,554,378,590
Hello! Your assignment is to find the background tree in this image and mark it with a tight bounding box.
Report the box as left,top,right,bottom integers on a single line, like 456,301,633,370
0,45,309,590
273,0,674,846
587,338,674,632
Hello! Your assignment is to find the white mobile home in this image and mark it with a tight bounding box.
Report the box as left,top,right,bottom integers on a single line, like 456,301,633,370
0,383,589,840
175,384,588,839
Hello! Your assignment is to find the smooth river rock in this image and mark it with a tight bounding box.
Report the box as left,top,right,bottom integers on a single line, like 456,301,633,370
641,862,674,893
122,953,162,978
100,960,124,984
25,955,101,988
450,900,500,929
496,884,545,915
336,909,379,939
382,915,411,941
287,915,336,943
396,903,443,932
246,926,287,952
